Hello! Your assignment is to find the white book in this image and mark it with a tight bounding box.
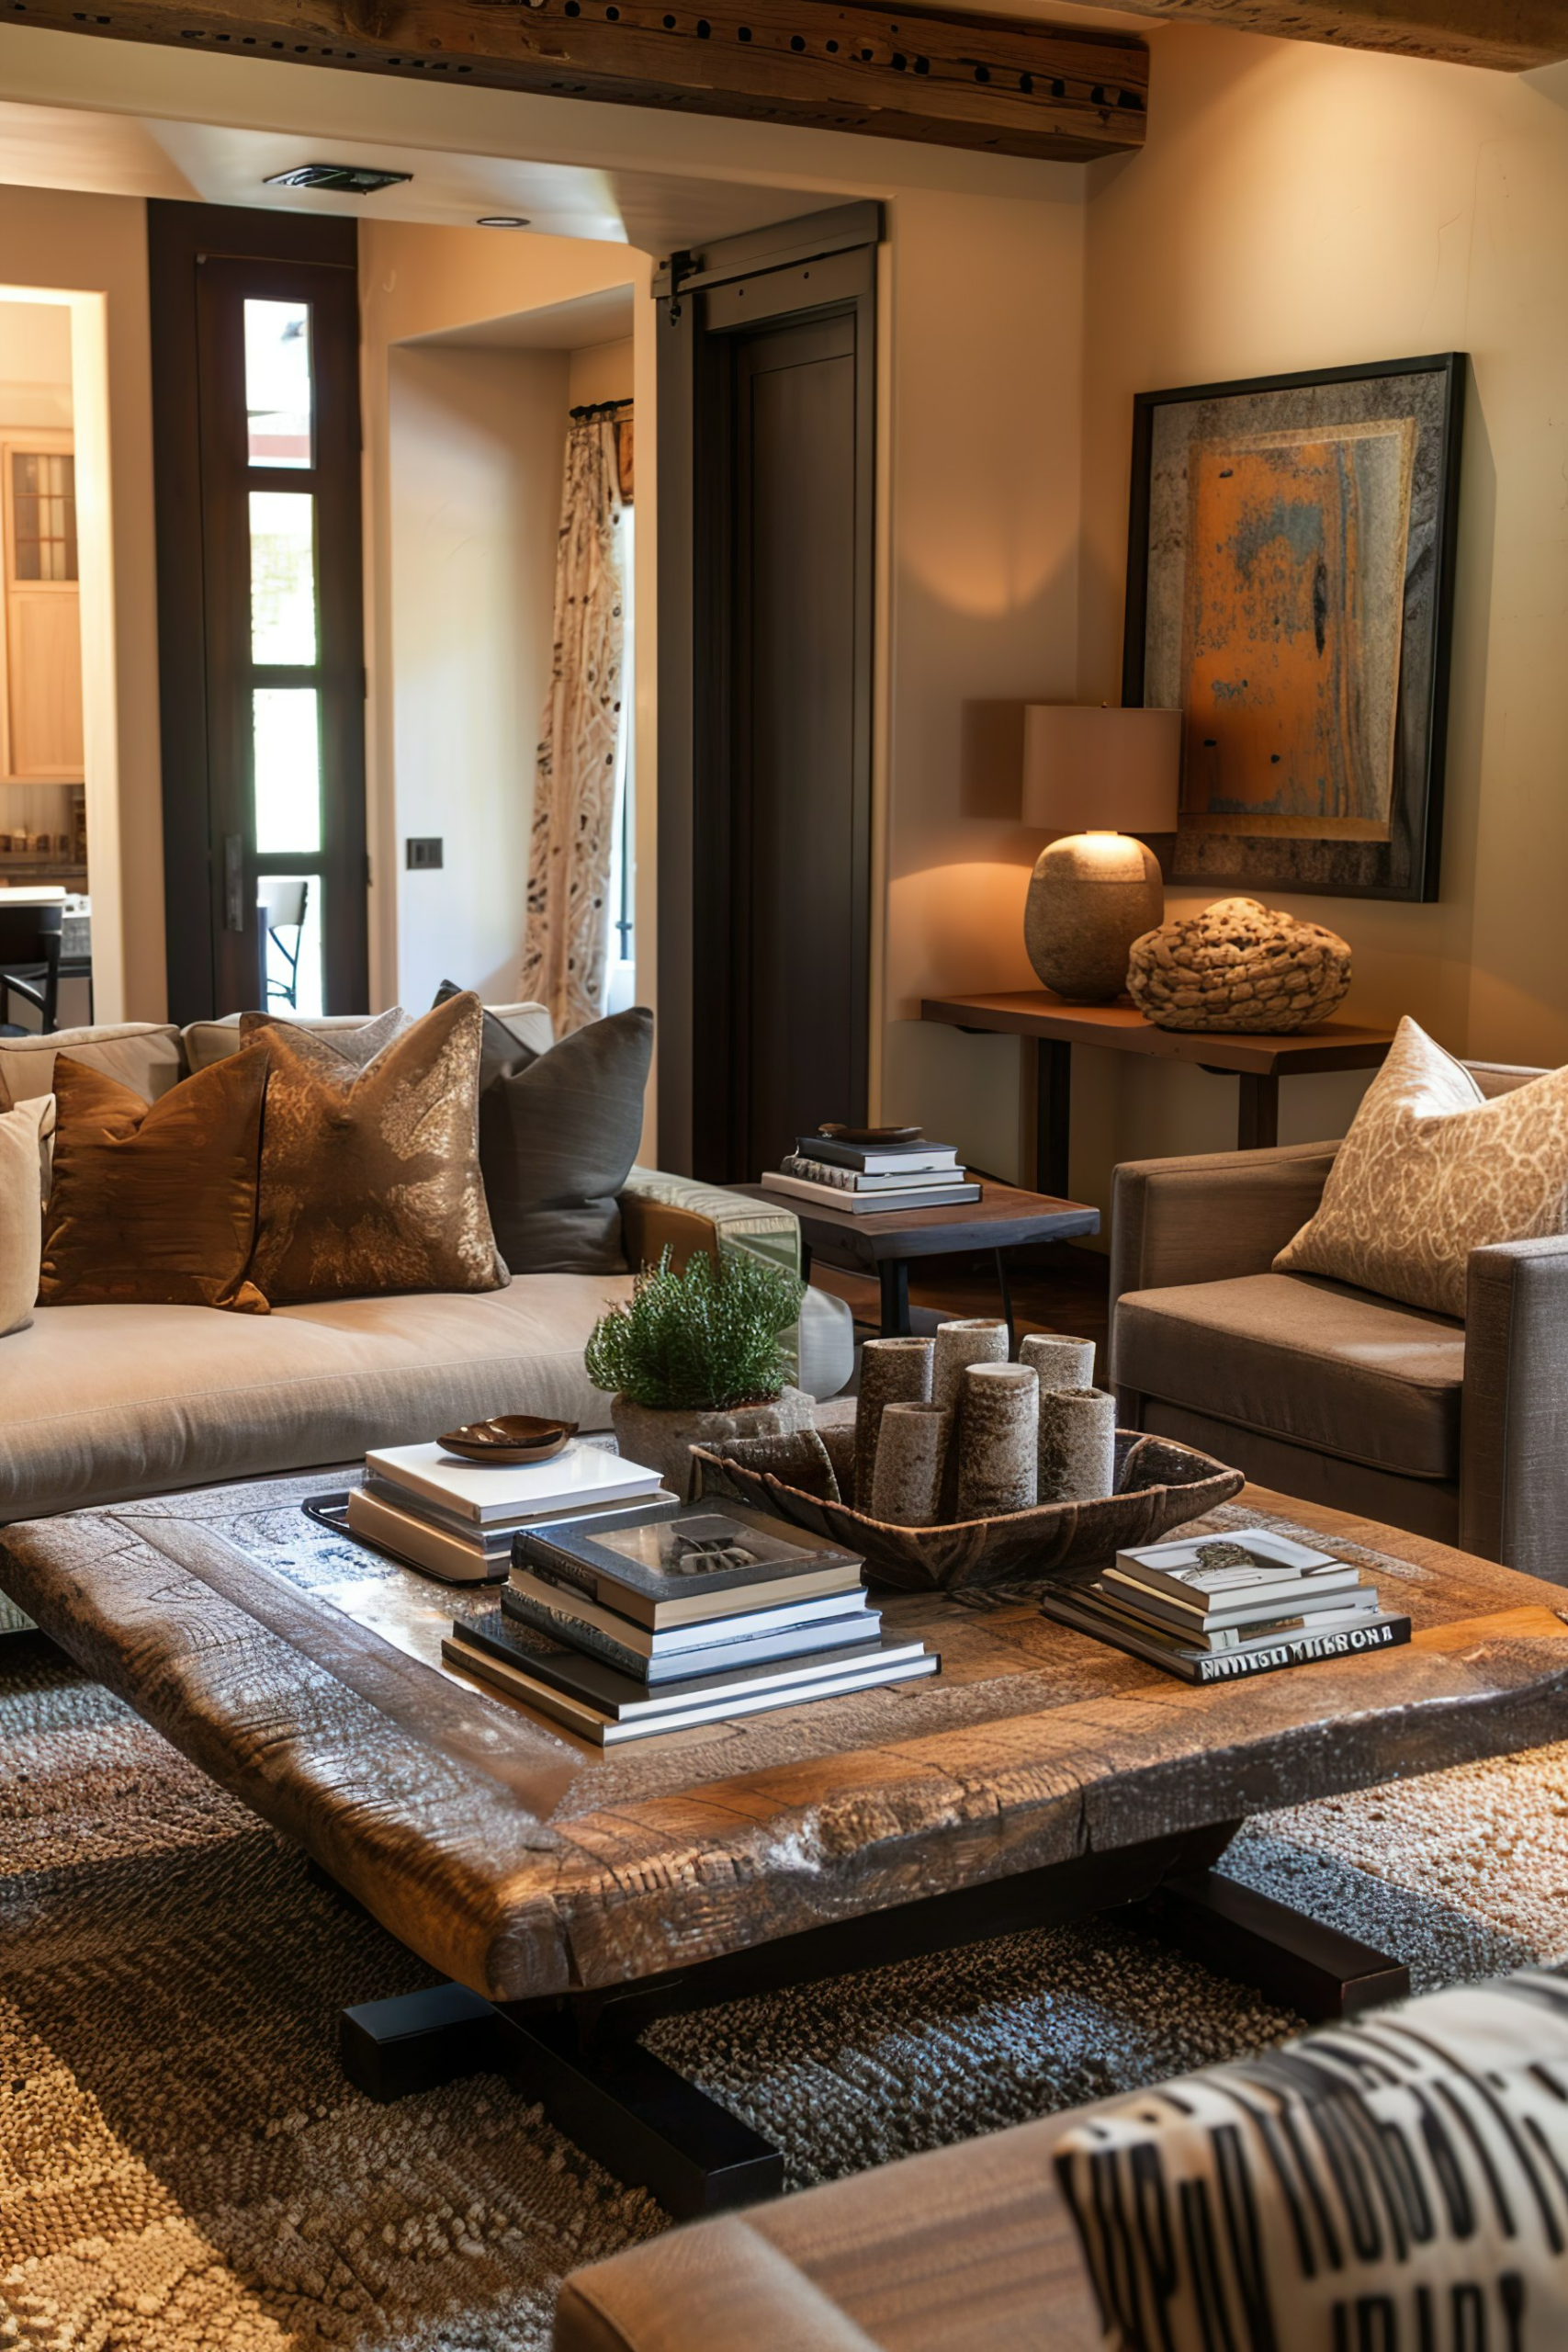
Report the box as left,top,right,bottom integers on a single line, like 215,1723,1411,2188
348,1483,678,1584
781,1156,971,1193
507,1567,873,1658
762,1171,982,1215
365,1438,665,1527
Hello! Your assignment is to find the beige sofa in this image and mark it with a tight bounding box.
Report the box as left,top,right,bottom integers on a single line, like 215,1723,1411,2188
0,1008,852,1633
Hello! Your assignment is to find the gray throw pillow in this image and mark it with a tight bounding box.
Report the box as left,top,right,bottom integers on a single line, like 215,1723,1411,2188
433,989,652,1273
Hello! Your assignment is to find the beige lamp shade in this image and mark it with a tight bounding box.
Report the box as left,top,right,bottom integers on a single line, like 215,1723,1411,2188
1021,705,1181,838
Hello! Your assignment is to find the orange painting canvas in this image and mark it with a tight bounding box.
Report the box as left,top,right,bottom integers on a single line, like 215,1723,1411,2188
1179,420,1416,841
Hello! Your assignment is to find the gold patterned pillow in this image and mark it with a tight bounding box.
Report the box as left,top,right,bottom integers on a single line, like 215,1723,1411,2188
241,993,506,1305
1274,1016,1568,1317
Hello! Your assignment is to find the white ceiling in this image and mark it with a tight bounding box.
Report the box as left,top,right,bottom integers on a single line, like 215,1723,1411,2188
0,93,830,252
410,285,637,352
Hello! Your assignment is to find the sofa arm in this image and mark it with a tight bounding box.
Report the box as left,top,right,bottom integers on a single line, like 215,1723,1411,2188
1461,1236,1568,1580
617,1168,853,1402
1111,1141,1339,1308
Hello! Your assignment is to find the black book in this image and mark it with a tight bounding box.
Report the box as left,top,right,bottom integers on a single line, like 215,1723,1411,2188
451,1607,931,1720
513,1500,864,1630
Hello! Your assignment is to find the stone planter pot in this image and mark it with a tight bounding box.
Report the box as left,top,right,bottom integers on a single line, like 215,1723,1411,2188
609,1385,817,1502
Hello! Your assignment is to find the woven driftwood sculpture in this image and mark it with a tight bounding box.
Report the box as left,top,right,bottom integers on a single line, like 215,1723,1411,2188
1127,897,1352,1033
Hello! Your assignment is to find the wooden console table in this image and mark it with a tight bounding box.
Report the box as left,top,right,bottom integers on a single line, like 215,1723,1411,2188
921,990,1396,1196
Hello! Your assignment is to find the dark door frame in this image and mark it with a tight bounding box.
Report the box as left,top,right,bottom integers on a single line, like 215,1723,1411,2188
148,201,367,1023
655,201,880,1179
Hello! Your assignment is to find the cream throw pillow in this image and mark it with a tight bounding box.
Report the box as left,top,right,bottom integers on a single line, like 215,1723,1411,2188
1275,1015,1568,1317
0,1093,55,1337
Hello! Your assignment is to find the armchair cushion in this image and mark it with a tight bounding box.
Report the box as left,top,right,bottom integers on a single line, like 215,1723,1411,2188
1276,1015,1568,1317
1116,1271,1463,1480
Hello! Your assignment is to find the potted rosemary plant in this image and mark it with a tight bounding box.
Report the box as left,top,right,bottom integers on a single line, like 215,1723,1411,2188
585,1247,813,1499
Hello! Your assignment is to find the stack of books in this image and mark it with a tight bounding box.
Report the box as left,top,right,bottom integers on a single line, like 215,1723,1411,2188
442,1499,941,1744
346,1440,673,1584
762,1133,981,1215
1038,1527,1411,1684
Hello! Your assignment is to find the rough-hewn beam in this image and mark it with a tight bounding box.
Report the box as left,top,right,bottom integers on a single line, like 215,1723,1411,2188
12,0,1150,160
1054,0,1567,73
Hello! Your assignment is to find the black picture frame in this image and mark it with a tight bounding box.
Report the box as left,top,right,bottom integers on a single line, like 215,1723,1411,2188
1122,353,1466,903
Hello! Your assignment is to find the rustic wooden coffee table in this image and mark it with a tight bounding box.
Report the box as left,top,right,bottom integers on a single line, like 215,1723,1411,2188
6,1472,1567,2218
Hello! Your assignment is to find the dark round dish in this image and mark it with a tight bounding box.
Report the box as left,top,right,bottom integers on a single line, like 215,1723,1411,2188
437,1416,578,1465
817,1123,924,1145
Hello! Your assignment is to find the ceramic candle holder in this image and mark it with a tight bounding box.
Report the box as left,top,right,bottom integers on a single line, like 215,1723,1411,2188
954,1362,1039,1519
1037,1385,1117,1505
870,1401,952,1528
1019,1332,1096,1395
932,1317,1010,1411
854,1336,934,1510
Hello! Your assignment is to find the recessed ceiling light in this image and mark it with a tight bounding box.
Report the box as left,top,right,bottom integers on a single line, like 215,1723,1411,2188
265,164,413,193
477,215,533,229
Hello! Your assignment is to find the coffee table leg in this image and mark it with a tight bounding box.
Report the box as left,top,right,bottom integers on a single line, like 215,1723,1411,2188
339,1983,783,2220
878,1258,911,1337
1148,1868,1410,2021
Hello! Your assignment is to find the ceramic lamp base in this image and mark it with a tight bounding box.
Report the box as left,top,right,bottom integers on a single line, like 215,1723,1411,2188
1024,832,1163,1004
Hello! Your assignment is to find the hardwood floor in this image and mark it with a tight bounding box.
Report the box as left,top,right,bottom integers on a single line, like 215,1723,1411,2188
810,1242,1110,1366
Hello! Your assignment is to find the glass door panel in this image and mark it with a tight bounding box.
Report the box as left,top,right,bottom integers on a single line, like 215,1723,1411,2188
249,492,317,662
259,874,323,1018
253,688,322,854
244,300,313,468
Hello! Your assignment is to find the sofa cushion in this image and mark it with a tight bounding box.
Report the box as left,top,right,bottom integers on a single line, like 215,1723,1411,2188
41,1049,271,1315
0,1021,185,1106
184,1001,555,1073
1116,1271,1463,1480
0,1094,52,1338
239,996,505,1305
460,1001,653,1275
1054,1967,1568,2352
0,1276,632,1522
1277,1015,1568,1317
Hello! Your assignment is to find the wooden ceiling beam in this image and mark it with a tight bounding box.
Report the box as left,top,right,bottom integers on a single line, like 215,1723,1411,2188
1052,0,1568,73
12,0,1150,161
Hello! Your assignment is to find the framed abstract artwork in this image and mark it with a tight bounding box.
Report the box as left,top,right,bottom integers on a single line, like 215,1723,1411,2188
1122,354,1466,902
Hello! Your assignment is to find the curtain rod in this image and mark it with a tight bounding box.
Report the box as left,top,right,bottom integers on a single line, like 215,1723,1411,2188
570,398,633,420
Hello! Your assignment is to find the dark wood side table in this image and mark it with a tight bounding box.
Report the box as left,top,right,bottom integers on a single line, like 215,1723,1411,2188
735,1179,1099,1343
920,991,1397,1197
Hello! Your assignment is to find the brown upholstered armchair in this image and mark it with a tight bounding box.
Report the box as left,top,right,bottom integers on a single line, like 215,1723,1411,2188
1110,1060,1568,1583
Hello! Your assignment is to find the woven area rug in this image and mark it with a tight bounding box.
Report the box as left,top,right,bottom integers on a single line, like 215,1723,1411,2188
3,1627,1564,2352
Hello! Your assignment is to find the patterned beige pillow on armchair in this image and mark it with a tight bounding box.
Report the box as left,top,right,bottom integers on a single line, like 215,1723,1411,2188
1274,1015,1568,1317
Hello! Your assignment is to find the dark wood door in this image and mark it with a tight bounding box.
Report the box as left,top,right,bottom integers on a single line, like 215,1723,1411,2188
150,205,367,1023
657,207,877,1185
732,312,863,1180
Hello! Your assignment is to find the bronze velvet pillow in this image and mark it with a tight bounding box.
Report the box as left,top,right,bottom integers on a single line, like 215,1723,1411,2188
240,992,505,1305
434,991,652,1274
40,1050,270,1313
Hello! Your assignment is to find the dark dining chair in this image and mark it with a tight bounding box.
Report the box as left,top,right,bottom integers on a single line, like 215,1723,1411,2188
0,902,62,1035
261,879,309,1010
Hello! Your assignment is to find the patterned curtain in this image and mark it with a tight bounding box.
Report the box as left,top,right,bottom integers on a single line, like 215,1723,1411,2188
521,411,626,1034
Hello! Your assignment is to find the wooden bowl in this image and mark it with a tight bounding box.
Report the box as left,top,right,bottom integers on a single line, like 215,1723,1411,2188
437,1415,578,1465
690,1425,1245,1593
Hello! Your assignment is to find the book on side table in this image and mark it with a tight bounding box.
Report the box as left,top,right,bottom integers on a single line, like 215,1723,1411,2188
443,1499,941,1744
1039,1526,1411,1684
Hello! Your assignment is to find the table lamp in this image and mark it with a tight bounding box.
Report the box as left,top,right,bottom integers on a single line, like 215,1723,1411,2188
1021,705,1182,1002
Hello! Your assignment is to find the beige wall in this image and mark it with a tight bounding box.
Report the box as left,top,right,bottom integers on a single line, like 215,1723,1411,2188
568,338,634,409
1056,28,1568,1214
875,182,1087,1181
0,187,160,1023
387,343,570,1011
359,222,651,1016
0,300,72,429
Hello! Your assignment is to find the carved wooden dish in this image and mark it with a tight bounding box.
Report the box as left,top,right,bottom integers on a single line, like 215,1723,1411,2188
437,1415,578,1465
691,1425,1245,1593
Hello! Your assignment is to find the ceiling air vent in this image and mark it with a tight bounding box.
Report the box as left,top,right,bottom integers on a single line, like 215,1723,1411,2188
264,164,413,193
